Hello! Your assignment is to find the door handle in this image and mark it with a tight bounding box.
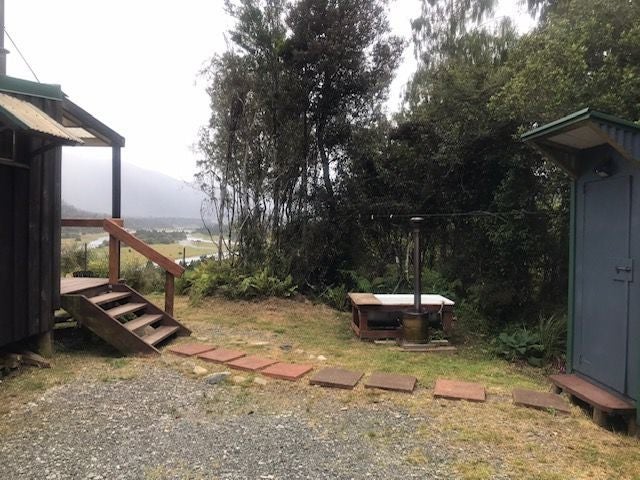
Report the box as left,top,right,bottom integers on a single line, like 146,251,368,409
616,266,632,272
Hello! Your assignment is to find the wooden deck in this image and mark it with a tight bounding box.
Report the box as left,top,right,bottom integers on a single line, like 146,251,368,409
60,277,109,295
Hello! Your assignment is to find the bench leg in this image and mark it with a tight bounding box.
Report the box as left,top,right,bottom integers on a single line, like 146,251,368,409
627,417,638,437
553,385,562,395
592,408,607,427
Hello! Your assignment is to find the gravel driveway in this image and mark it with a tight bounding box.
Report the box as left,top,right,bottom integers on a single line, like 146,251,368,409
0,367,468,480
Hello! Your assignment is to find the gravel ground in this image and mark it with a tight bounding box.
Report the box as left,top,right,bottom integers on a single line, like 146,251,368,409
0,367,470,480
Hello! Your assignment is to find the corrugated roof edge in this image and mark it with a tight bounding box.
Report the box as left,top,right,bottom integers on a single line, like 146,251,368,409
521,108,640,142
0,75,63,101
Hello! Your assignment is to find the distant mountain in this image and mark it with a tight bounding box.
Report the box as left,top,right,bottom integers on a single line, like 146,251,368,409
62,150,207,219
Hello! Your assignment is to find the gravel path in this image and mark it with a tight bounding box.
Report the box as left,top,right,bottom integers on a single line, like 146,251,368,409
0,367,465,480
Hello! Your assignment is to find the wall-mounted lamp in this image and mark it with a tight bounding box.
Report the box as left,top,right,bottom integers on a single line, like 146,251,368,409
594,158,614,178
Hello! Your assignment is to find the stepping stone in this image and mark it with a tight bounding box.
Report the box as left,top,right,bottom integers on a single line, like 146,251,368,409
261,363,314,381
434,378,486,402
167,343,216,357
226,355,278,372
309,367,364,390
197,348,246,364
364,372,417,393
512,388,571,414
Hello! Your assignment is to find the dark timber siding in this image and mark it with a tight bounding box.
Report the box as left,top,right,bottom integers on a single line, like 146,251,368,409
0,94,62,347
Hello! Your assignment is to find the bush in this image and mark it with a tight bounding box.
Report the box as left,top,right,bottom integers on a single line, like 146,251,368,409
495,327,544,366
178,260,297,301
321,284,349,311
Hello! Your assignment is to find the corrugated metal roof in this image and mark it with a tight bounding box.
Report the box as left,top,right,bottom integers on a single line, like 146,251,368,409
0,75,64,101
0,92,83,144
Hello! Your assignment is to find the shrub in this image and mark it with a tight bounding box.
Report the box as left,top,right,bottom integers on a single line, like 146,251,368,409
321,284,349,311
495,327,544,367
537,313,566,363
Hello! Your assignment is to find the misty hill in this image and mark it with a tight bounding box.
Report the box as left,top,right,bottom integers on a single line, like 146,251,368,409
62,150,207,219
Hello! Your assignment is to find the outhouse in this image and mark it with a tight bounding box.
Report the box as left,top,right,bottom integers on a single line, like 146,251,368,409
523,108,640,426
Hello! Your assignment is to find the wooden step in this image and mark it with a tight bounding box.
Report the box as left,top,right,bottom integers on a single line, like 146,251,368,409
142,325,179,346
550,374,635,414
124,314,163,332
90,291,132,306
104,302,147,318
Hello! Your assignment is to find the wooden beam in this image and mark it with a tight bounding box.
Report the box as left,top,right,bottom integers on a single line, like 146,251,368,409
62,218,123,228
112,146,121,218
165,273,175,317
108,234,120,284
103,219,185,277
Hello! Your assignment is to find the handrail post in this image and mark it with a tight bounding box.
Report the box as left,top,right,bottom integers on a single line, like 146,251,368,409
165,272,175,316
108,234,120,284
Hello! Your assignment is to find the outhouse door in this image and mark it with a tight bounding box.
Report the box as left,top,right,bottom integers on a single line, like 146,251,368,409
575,175,632,396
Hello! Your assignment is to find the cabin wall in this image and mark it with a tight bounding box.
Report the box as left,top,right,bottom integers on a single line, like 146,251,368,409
0,95,62,348
572,145,639,400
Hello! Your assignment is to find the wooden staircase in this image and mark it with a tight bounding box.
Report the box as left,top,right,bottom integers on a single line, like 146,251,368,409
62,282,190,355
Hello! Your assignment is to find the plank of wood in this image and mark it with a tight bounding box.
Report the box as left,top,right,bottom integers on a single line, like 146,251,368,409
142,325,179,346
103,220,184,277
549,374,635,413
89,291,131,305
60,277,109,295
61,218,123,227
124,314,163,332
348,292,381,306
104,303,146,318
19,350,52,368
165,272,174,316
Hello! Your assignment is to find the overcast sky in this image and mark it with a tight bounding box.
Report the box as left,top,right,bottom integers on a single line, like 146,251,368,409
6,0,535,182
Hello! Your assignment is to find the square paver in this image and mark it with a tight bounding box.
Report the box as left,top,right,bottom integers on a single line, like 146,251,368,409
167,343,216,357
226,355,278,372
197,348,246,364
261,363,314,381
512,389,571,414
309,367,364,390
364,372,417,393
434,378,486,402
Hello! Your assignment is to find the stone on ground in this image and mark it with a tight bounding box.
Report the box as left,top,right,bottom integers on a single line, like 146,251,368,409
168,343,216,357
197,349,246,364
309,368,364,390
512,388,571,414
261,363,313,381
193,366,208,376
226,356,278,372
433,378,486,402
203,372,230,385
364,372,417,393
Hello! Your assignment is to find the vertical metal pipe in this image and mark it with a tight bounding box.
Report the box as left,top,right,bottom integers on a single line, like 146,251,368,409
0,0,7,76
411,217,423,313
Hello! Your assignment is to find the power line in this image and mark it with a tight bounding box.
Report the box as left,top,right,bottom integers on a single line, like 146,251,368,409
3,27,40,82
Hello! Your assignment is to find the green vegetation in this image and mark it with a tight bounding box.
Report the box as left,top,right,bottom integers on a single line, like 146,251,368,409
193,0,640,365
134,229,187,245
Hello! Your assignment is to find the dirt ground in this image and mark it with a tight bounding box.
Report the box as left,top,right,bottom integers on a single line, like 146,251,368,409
1,296,639,479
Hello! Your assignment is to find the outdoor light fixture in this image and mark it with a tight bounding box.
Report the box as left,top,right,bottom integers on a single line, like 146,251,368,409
594,158,614,178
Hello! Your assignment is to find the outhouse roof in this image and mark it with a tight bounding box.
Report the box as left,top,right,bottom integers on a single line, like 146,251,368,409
522,108,640,177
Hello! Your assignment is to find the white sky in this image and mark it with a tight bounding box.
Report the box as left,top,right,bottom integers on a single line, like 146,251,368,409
6,0,535,182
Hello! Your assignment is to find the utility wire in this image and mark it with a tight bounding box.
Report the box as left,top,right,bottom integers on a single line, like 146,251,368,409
363,210,550,220
3,27,40,82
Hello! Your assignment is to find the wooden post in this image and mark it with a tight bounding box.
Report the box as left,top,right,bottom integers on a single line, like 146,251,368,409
37,330,54,358
108,234,120,284
165,272,175,316
112,146,121,219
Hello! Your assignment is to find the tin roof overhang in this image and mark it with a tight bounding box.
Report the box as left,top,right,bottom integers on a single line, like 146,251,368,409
0,92,83,145
522,108,640,177
0,75,125,148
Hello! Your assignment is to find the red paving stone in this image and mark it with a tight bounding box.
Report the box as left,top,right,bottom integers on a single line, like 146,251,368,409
226,355,278,372
364,372,417,393
197,348,246,364
434,378,486,402
261,363,314,381
512,389,571,414
309,368,364,390
167,343,216,357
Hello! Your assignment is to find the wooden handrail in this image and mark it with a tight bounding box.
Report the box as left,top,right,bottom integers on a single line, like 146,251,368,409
103,220,185,278
62,218,124,227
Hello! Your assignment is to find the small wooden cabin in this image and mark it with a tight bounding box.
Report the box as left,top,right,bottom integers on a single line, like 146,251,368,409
0,75,123,353
523,108,640,427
